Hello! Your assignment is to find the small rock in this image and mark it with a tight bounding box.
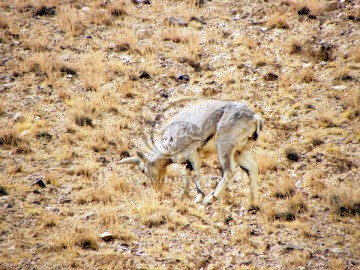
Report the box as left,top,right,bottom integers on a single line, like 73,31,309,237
100,232,113,241
190,16,207,25
298,7,310,15
176,74,190,82
97,156,108,164
84,212,96,220
286,151,300,162
263,72,278,81
31,179,46,188
240,260,252,266
0,83,13,91
59,198,71,204
332,85,347,90
6,202,14,208
45,206,60,213
164,17,188,27
20,130,30,137
122,55,131,63
13,112,25,123
159,90,169,99
132,0,151,4
331,248,343,254
139,70,151,79
284,245,303,252
35,131,52,140
81,7,91,13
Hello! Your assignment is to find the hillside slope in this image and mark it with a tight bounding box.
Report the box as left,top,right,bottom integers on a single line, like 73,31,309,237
0,0,359,269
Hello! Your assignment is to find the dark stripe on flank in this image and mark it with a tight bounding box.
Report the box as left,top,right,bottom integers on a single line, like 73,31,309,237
186,160,194,171
240,166,250,176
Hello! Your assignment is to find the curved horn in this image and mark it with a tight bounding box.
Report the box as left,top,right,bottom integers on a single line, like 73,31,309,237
117,157,141,165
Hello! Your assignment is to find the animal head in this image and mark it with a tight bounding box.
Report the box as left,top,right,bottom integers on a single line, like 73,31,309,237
118,151,168,186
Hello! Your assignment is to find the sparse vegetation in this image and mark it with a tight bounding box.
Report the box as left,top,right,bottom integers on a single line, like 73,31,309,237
0,0,359,269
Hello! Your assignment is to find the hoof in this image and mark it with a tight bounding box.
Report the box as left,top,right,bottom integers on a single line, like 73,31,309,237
194,194,203,204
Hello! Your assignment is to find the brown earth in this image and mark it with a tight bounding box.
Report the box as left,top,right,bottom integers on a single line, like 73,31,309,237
0,0,359,269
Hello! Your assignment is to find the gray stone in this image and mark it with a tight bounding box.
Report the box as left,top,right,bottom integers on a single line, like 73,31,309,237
100,232,113,241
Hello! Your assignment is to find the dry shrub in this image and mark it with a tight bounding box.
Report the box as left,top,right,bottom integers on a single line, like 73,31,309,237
78,52,107,91
329,258,346,270
0,130,22,149
288,39,303,54
253,51,268,67
300,68,316,83
231,224,250,245
88,7,113,26
286,194,308,215
256,150,279,174
161,28,188,43
51,226,98,251
282,250,311,269
41,214,60,228
284,0,337,15
57,5,87,36
109,174,131,194
342,89,360,117
328,186,360,217
267,13,290,29
271,174,295,199
132,191,170,227
75,185,114,205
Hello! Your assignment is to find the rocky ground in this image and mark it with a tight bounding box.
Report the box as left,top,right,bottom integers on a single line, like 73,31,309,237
0,0,359,269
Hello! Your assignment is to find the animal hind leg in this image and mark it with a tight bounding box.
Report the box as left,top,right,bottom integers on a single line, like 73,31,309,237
237,150,260,206
203,144,236,204
187,152,204,203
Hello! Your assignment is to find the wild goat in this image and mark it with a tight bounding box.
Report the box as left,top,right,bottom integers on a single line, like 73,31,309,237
119,100,262,206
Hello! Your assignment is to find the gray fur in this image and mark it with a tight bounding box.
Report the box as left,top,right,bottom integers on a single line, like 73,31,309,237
119,100,262,205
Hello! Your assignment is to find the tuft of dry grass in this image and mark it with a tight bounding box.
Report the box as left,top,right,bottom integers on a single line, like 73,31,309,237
271,174,295,199
161,27,189,43
51,226,99,251
0,129,22,149
328,186,360,217
267,13,290,29
56,5,87,36
231,224,250,245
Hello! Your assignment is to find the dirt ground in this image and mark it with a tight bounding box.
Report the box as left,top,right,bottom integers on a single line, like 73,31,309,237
0,0,359,269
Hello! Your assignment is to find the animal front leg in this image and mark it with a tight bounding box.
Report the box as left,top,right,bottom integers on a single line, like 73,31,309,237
181,164,191,197
203,144,235,205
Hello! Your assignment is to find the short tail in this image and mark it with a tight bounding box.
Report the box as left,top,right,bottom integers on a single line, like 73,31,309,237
252,114,262,141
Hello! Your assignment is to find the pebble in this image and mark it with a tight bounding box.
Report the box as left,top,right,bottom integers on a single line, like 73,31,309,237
176,74,190,82
13,112,25,122
31,179,46,188
164,17,188,27
332,85,347,90
20,130,30,137
331,248,343,254
84,212,96,220
100,232,113,241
